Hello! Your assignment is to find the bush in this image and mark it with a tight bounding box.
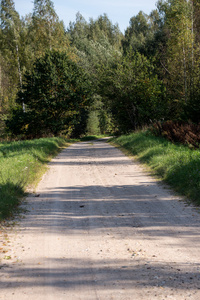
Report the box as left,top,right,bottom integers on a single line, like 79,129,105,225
151,121,200,148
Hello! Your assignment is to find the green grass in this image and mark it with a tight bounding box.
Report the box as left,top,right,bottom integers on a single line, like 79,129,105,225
0,137,77,221
3,131,199,221
111,131,200,205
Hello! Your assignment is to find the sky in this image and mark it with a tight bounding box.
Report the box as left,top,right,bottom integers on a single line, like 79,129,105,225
14,0,158,33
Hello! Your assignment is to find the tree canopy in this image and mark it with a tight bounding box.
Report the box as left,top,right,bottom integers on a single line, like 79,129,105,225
1,0,200,139
6,50,92,137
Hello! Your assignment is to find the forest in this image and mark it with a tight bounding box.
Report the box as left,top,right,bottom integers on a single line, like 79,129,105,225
0,0,200,140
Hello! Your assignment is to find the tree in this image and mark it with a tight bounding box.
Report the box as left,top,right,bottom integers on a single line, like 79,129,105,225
68,13,123,51
184,0,200,122
0,0,23,103
192,0,200,44
100,52,164,133
73,35,121,134
123,10,160,57
68,12,89,52
88,14,122,49
0,53,12,134
7,50,93,137
30,0,69,58
68,13,123,134
156,0,197,120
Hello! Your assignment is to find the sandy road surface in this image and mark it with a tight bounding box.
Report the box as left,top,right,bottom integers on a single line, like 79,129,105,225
0,139,200,299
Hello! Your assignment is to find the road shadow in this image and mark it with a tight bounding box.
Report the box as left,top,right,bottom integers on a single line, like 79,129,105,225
1,140,200,296
17,183,200,246
0,257,200,293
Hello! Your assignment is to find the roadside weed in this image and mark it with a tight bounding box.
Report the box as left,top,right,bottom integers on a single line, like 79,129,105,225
111,131,200,205
0,137,72,220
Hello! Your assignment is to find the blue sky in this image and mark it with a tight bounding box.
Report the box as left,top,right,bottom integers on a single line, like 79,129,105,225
14,0,157,33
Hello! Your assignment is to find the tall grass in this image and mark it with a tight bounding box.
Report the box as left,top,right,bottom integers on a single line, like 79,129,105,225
111,131,200,205
0,137,74,220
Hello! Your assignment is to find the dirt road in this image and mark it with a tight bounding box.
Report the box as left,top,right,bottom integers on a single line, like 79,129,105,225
0,139,200,299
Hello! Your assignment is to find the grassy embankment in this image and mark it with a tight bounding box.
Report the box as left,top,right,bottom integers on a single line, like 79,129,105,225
111,131,200,205
0,137,77,221
1,132,199,221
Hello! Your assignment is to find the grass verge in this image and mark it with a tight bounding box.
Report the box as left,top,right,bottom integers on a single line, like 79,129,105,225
111,131,200,205
0,137,77,221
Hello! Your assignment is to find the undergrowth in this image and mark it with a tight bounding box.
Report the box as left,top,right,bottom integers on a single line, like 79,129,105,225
151,121,200,148
111,131,200,205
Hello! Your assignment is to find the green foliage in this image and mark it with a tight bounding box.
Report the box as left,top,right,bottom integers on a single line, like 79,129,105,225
68,12,122,51
0,0,24,112
156,0,200,121
98,108,113,134
68,13,122,82
30,0,69,57
112,130,200,204
100,52,165,133
123,11,151,54
7,50,92,138
0,136,71,220
86,110,101,135
68,13,122,135
0,0,71,138
2,0,200,138
0,182,24,220
123,10,162,58
5,107,29,136
86,96,113,135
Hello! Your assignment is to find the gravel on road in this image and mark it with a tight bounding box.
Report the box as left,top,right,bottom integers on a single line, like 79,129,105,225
0,139,200,299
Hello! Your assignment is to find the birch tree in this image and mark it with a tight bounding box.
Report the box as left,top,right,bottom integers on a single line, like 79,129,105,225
157,0,195,118
0,0,23,112
30,0,69,58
